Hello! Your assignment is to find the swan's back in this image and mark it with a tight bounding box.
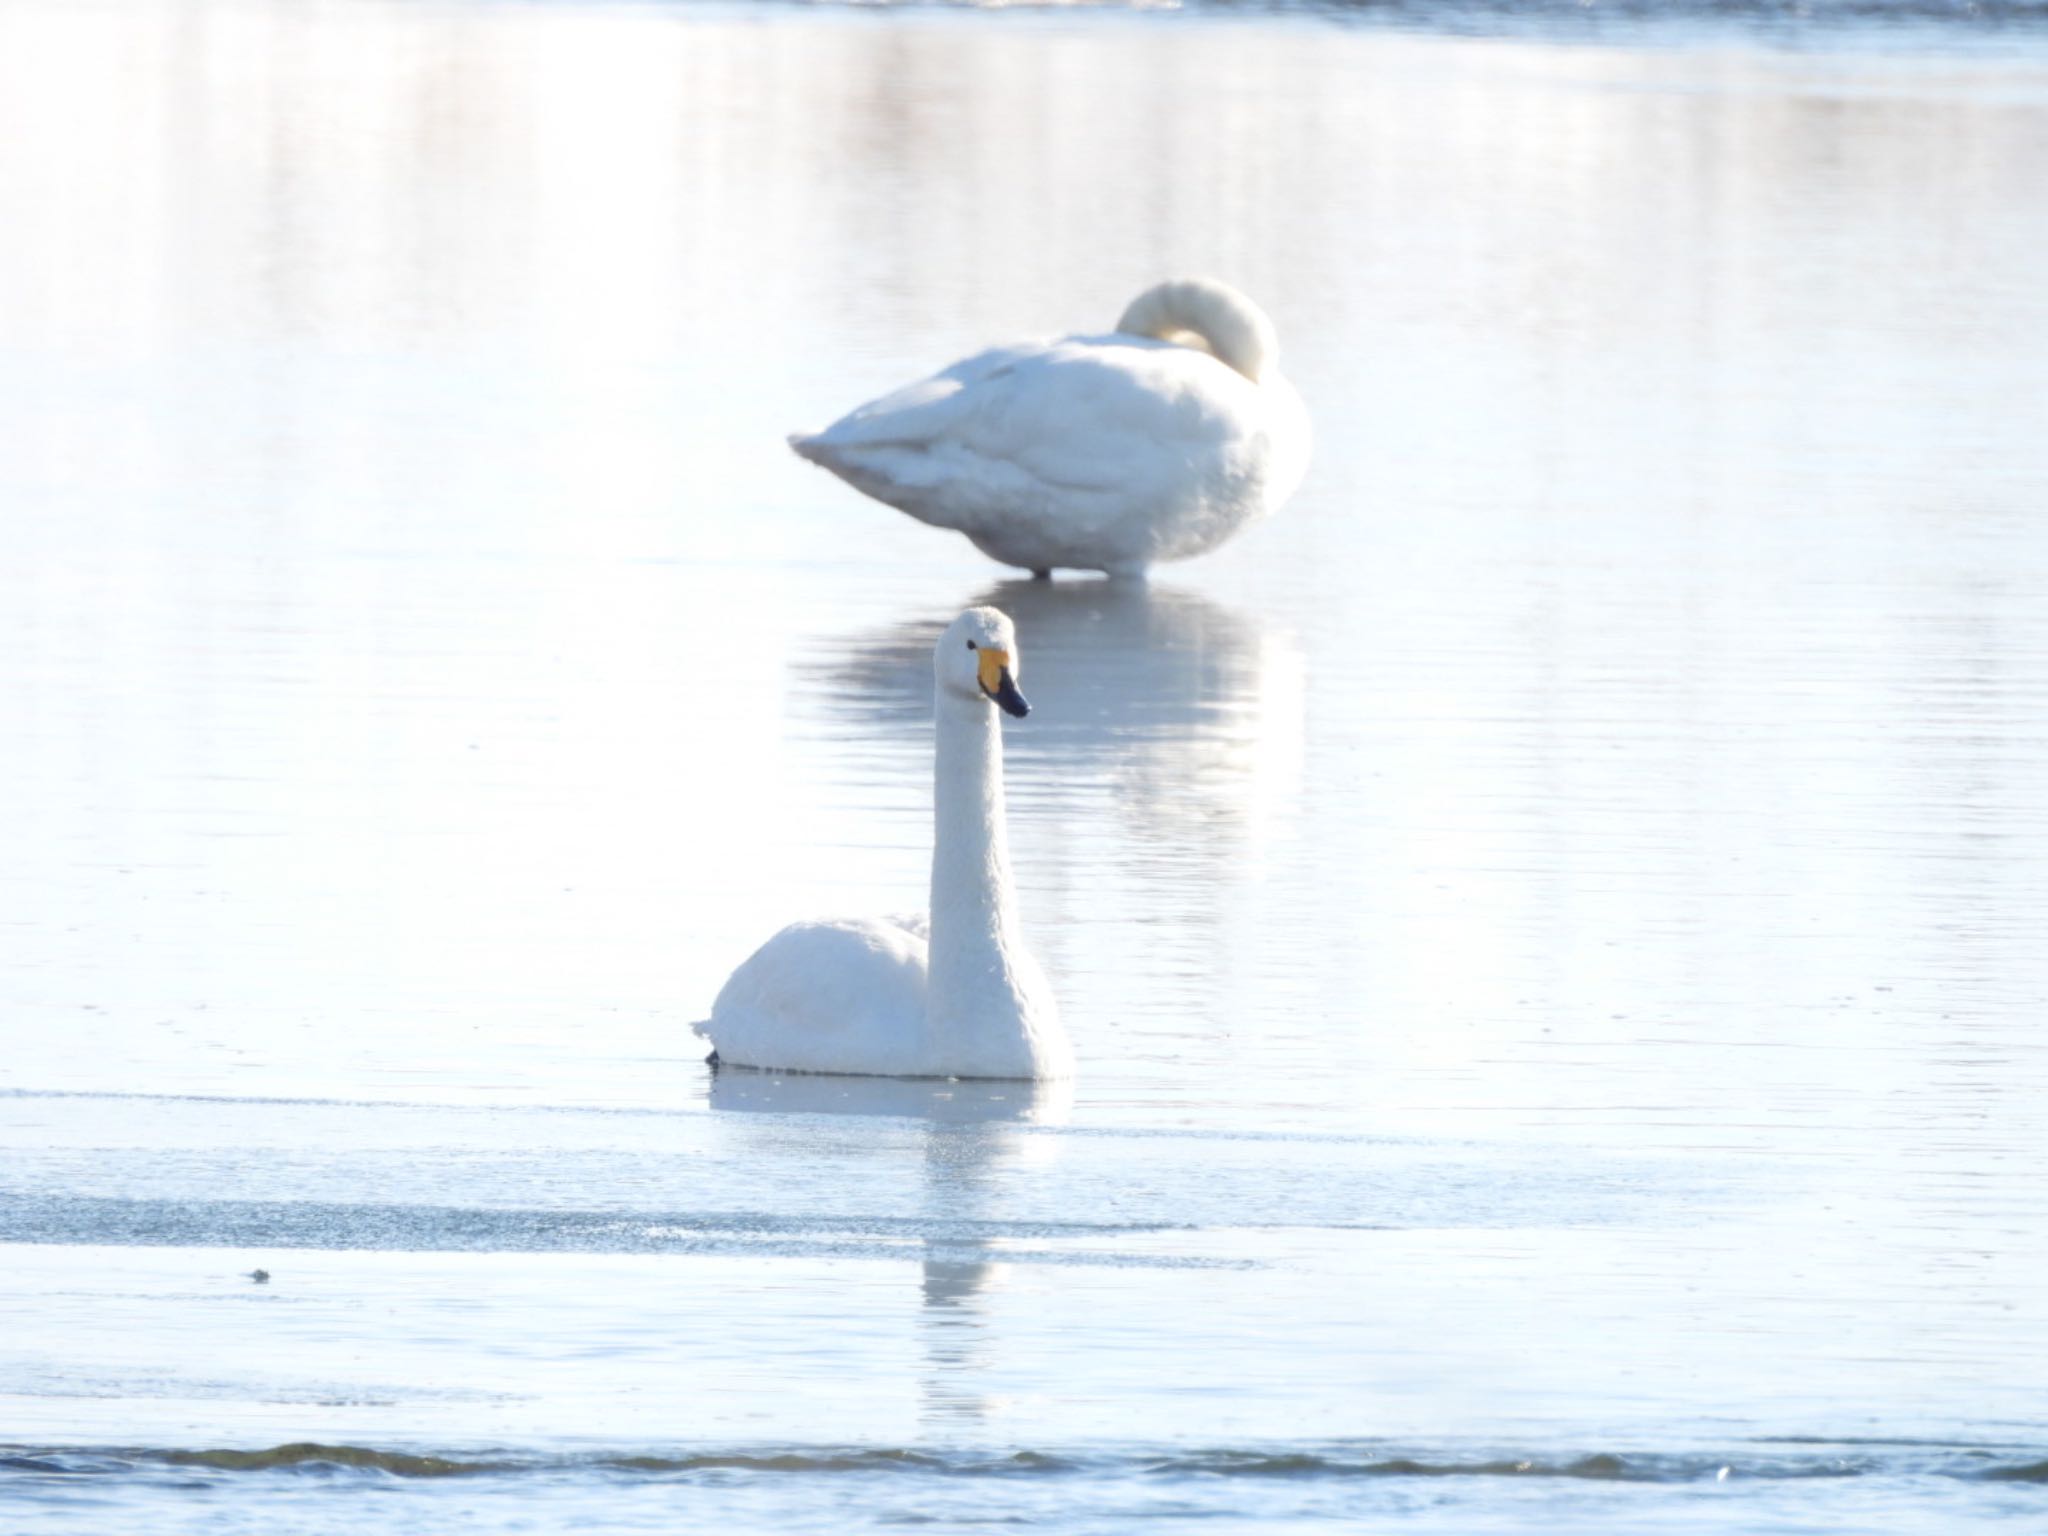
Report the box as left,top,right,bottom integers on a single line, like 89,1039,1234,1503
789,278,1308,576
704,916,929,1076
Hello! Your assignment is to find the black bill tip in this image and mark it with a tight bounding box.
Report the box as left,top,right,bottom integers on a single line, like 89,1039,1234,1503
985,671,1030,718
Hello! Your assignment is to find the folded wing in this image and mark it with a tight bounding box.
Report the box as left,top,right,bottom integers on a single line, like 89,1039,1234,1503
791,334,1267,546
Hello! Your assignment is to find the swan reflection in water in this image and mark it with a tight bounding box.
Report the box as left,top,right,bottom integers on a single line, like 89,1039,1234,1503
710,1070,1071,1425
808,578,1305,864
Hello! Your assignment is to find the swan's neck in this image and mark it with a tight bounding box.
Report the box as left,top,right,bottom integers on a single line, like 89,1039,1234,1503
926,698,1030,1053
1115,278,1277,383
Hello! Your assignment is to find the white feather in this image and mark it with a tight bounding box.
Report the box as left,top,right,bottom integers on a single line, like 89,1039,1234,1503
699,609,1071,1081
791,279,1310,578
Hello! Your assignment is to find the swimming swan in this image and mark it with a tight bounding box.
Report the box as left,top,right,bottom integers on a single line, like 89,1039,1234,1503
790,279,1311,579
697,607,1072,1080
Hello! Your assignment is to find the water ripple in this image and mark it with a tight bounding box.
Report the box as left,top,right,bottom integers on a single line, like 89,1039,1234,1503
6,1439,2045,1486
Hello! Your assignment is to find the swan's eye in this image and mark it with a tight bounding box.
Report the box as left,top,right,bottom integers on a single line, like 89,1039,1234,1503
965,640,977,650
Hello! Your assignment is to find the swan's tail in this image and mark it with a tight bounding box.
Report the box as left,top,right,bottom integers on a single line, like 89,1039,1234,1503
790,430,867,489
782,430,864,483
1115,277,1277,384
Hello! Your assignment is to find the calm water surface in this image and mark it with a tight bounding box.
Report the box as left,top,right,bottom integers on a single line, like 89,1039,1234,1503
3,0,2047,1530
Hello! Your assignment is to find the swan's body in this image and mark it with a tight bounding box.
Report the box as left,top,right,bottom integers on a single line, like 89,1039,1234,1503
791,279,1310,579
697,609,1071,1080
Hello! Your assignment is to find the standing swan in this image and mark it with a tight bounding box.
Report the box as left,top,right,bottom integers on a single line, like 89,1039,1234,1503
697,608,1072,1080
790,279,1311,580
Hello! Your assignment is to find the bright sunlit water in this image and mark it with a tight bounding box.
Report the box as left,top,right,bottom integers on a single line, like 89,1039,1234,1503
3,0,2047,1530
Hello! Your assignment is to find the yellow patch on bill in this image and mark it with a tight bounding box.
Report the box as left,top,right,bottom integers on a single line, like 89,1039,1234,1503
977,648,1010,693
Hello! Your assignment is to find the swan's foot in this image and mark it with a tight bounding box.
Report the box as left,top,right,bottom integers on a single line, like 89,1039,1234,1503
1030,567,1052,582
704,1048,722,1070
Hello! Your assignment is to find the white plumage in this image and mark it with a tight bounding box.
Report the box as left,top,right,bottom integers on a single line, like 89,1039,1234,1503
696,608,1072,1081
706,915,933,1078
791,279,1310,579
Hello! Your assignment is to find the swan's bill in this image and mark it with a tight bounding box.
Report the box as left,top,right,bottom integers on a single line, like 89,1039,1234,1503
976,648,1030,718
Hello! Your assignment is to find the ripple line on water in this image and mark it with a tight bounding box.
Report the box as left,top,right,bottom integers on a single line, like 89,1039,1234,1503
7,1441,2046,1487
0,1194,1245,1269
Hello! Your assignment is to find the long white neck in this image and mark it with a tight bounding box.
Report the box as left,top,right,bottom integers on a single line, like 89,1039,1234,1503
924,694,1044,1074
1115,277,1277,383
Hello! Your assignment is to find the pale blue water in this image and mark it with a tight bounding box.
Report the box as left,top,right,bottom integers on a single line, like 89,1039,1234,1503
3,0,2048,1531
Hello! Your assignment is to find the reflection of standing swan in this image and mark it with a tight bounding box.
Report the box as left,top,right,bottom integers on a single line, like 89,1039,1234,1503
819,579,1272,747
813,579,1301,860
697,608,1073,1080
790,279,1310,578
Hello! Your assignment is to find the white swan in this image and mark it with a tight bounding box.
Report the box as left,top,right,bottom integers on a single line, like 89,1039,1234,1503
790,279,1311,579
697,607,1072,1080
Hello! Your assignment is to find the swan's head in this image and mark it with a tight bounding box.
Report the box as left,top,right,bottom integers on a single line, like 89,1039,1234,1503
936,607,1028,718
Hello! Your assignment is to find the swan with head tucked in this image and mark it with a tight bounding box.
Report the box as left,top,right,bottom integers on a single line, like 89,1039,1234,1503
790,279,1311,580
696,607,1071,1080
